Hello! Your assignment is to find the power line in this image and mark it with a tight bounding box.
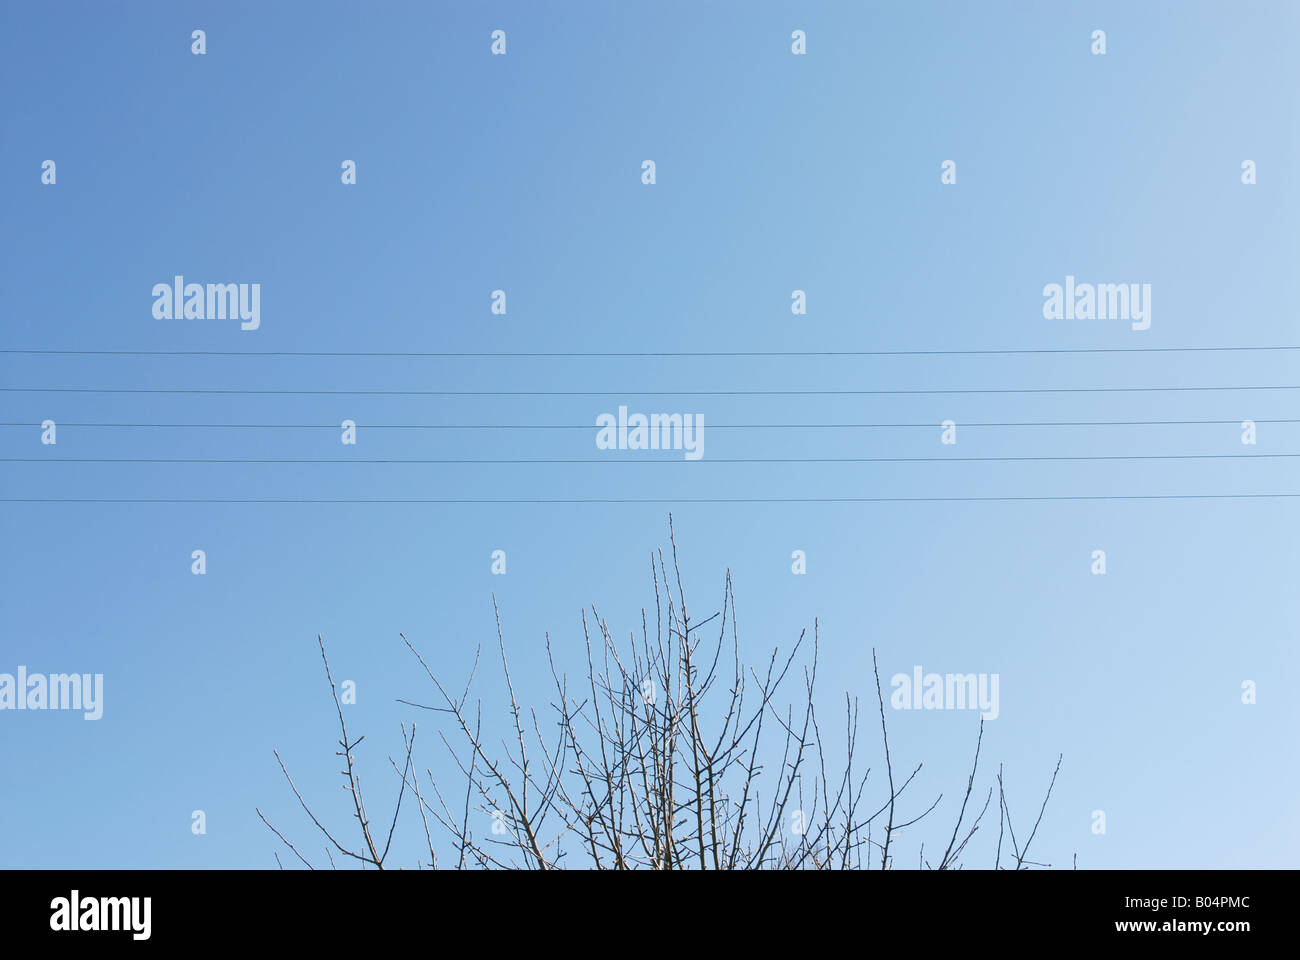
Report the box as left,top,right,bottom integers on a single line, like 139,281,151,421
4,385,1300,397
2,419,1295,429
5,346,1300,358
7,453,1298,464
4,494,1299,504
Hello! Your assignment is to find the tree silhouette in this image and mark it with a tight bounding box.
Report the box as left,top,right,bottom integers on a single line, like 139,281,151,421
258,517,1063,870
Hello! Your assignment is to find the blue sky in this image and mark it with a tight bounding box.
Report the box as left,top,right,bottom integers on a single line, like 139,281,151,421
1,0,1297,868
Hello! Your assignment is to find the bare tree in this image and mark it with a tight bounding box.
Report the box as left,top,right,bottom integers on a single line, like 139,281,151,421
259,516,1064,870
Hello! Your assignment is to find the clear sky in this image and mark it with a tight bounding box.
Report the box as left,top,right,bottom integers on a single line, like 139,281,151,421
1,0,1296,868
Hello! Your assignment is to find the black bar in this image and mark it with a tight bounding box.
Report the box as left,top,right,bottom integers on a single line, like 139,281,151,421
0,868,1279,946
